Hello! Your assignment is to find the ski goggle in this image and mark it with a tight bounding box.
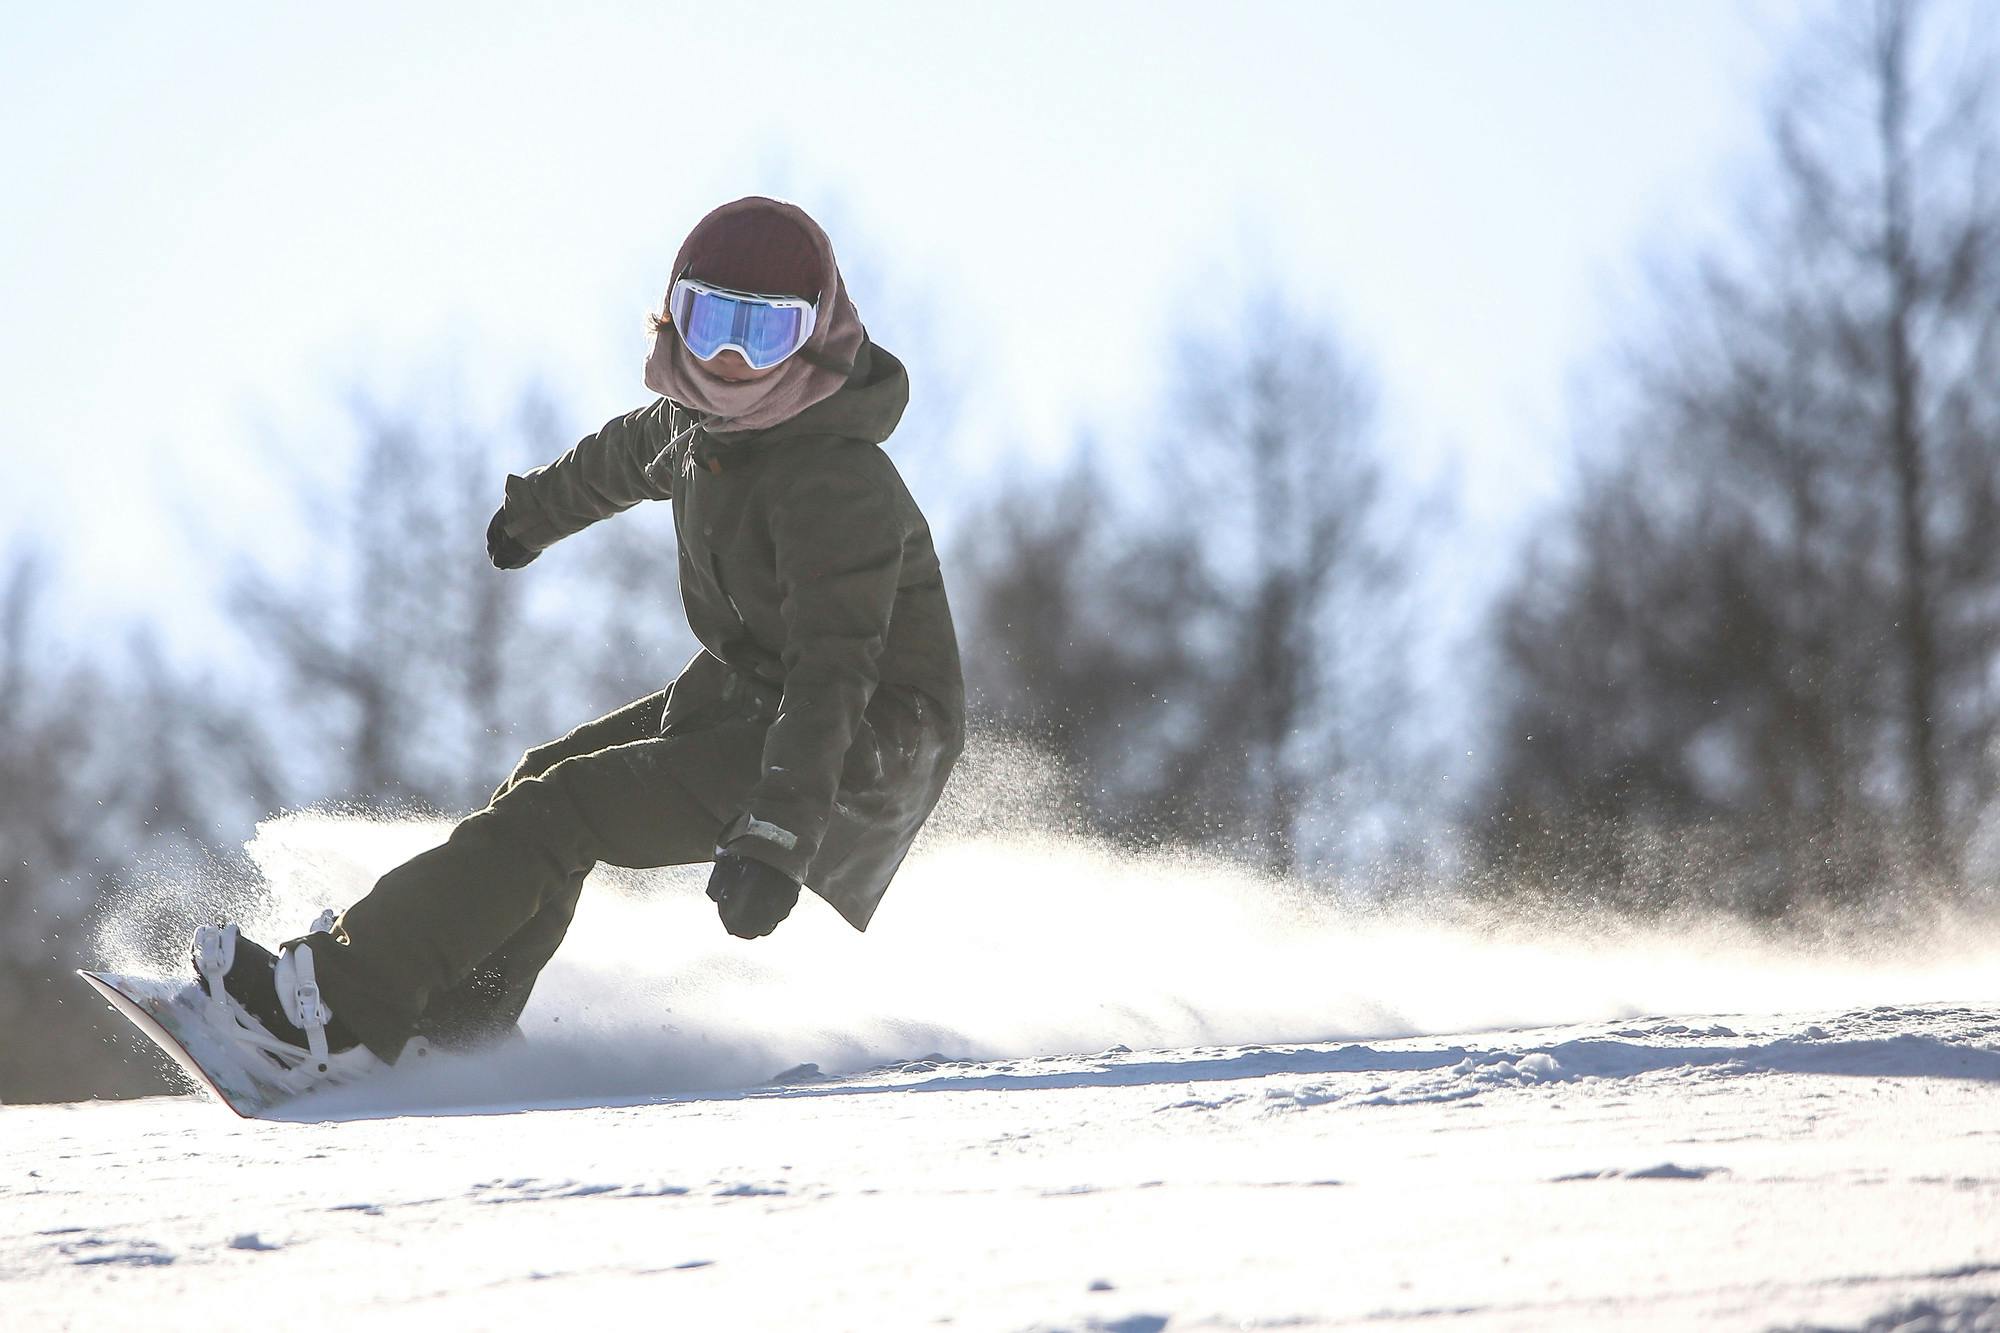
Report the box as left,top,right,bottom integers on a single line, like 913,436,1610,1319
668,276,819,370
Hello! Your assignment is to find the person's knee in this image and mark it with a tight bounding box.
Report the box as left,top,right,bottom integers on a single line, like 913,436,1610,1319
477,763,603,873
524,745,722,872
493,741,563,804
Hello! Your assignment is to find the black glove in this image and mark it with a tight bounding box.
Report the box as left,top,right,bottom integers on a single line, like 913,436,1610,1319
706,852,801,939
486,505,537,570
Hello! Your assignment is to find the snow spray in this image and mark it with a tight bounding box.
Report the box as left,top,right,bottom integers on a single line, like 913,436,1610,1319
90,738,2000,1114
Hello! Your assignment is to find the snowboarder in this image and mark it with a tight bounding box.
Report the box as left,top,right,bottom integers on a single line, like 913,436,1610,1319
189,197,965,1090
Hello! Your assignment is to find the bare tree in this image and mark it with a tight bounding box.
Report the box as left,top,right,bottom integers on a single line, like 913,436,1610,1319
1145,302,1410,876
958,298,1418,877
227,388,701,813
959,448,1222,834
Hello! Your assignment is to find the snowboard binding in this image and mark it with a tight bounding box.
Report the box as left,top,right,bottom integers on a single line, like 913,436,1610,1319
190,916,389,1098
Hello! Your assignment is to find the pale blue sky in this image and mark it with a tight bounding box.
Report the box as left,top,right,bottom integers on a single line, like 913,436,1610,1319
2,0,1799,637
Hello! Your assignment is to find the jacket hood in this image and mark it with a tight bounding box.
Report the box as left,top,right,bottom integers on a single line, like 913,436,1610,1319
759,341,908,446
644,197,868,434
690,342,908,471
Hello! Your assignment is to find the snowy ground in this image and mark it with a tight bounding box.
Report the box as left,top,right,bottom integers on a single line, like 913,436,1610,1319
6,814,2000,1330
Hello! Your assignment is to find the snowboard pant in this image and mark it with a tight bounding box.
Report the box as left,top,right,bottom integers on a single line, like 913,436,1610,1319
298,688,767,1061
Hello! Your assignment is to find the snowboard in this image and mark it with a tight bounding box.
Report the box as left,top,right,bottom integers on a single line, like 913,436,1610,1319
78,970,296,1118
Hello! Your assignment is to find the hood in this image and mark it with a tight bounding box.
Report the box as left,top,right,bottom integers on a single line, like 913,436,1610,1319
643,197,868,435
689,342,910,473
759,341,909,446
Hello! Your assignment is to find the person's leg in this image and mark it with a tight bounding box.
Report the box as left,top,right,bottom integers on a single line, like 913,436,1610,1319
491,688,671,805
415,690,674,1049
404,887,581,1050
299,722,763,1060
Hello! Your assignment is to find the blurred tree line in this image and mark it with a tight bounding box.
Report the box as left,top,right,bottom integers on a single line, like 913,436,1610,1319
1480,0,2000,918
960,308,1429,876
2,0,1994,1104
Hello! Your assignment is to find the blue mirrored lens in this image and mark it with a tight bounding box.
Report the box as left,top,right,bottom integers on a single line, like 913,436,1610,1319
739,306,806,366
678,290,739,356
673,285,808,369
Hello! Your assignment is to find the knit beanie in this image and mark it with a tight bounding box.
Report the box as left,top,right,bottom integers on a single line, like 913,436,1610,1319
679,208,823,300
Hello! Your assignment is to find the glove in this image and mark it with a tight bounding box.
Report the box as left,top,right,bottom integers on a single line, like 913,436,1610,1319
706,852,801,939
486,505,538,570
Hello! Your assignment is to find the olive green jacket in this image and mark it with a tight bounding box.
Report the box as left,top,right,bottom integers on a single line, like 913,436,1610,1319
499,343,964,929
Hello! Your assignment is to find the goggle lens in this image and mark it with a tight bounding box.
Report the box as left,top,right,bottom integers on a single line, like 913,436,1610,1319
670,280,815,370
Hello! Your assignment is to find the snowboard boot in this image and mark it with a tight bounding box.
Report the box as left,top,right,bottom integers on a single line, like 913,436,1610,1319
190,917,386,1095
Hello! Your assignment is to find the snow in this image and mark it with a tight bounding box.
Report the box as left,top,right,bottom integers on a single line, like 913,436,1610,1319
7,814,2000,1330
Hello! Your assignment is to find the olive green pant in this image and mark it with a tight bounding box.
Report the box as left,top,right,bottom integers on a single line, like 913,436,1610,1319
300,690,764,1060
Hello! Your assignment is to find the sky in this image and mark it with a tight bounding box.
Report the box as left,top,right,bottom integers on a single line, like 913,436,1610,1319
0,0,1803,647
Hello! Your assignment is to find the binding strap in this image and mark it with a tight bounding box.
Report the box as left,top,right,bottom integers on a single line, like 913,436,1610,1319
193,923,237,1028
281,943,334,1067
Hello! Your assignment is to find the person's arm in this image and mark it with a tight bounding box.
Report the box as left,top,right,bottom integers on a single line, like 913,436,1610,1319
720,454,906,883
497,398,683,555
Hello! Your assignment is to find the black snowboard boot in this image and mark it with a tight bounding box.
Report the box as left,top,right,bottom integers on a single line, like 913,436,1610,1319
191,922,361,1056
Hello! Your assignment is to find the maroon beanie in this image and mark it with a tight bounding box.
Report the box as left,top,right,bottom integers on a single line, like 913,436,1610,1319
679,208,823,300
